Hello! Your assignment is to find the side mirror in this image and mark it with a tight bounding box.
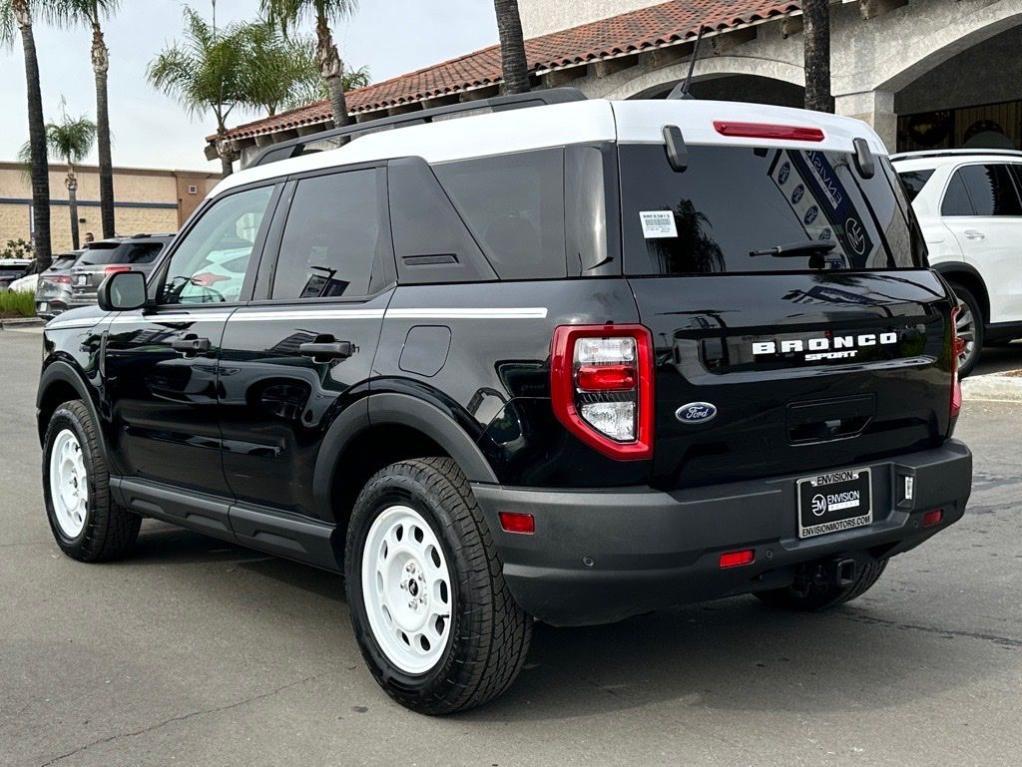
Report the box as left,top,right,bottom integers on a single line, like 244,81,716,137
97,270,147,312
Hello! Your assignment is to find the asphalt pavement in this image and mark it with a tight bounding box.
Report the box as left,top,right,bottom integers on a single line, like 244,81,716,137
1,326,1020,767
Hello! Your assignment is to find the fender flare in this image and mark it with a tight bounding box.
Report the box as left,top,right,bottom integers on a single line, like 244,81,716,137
931,263,988,308
312,392,499,521
36,361,106,453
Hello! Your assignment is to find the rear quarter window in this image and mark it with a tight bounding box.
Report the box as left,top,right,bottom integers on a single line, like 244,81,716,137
896,169,934,202
433,149,567,280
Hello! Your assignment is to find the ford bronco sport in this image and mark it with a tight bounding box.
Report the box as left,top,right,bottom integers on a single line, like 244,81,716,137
36,90,973,714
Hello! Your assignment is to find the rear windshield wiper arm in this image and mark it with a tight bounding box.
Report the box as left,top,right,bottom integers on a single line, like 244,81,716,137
749,241,837,258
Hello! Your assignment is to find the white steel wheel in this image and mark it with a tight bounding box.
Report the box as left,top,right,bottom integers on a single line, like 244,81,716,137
361,504,453,675
49,429,89,538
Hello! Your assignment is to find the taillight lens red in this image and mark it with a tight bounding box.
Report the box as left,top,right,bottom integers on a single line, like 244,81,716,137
713,120,825,142
51,274,71,285
104,265,131,275
550,324,654,461
949,306,963,423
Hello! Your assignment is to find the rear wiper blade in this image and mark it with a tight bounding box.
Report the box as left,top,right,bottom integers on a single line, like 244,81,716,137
749,241,837,258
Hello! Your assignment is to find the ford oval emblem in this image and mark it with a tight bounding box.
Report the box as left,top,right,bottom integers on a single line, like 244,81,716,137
675,402,717,424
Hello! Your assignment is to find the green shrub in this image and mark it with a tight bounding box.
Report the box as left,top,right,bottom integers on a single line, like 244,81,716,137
0,289,35,318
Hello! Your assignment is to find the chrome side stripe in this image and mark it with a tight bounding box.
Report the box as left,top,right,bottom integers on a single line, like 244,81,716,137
233,309,386,321
48,307,549,329
386,307,548,319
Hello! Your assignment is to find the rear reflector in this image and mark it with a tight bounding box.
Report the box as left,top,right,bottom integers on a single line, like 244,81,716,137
498,512,535,535
719,549,755,569
713,121,825,142
922,509,944,528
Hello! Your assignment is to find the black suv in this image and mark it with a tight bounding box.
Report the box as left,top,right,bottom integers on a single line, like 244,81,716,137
36,92,972,715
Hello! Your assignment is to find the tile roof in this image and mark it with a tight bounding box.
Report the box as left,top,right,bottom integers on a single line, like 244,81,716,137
222,0,800,142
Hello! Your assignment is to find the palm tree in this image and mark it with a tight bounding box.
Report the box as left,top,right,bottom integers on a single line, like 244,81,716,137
802,0,833,112
52,0,119,239
20,102,97,250
261,0,357,127
1,0,53,270
239,21,321,117
493,0,529,95
278,40,370,113
148,6,247,176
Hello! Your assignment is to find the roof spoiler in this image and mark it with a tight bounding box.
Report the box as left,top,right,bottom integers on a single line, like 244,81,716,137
247,88,589,169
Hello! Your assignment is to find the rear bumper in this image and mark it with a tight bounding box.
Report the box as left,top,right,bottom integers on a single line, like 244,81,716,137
472,440,972,626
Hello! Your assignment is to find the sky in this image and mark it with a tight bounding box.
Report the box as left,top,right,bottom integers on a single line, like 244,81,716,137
0,0,498,172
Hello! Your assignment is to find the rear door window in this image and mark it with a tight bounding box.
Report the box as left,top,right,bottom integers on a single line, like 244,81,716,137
620,144,922,274
271,169,386,299
433,149,566,280
950,164,1022,216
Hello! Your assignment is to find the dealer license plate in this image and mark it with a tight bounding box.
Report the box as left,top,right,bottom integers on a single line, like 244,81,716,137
797,468,873,539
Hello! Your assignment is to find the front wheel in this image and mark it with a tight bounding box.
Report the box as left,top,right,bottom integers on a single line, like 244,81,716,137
42,399,140,561
345,458,532,715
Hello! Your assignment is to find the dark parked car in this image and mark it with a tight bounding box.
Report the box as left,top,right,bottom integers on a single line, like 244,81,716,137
36,92,973,715
68,234,173,309
35,251,83,319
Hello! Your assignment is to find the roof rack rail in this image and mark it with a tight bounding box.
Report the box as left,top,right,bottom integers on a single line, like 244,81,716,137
891,148,1022,161
246,88,588,169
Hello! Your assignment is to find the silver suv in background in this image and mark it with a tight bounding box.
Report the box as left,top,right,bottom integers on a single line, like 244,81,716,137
35,251,83,319
68,235,174,310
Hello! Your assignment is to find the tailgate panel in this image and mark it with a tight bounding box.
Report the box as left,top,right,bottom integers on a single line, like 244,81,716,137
630,270,954,489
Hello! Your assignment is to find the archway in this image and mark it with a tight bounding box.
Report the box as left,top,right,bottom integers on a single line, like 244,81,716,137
892,23,1022,151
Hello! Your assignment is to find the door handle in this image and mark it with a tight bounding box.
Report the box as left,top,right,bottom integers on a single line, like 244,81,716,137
171,336,211,355
963,229,986,240
299,340,354,361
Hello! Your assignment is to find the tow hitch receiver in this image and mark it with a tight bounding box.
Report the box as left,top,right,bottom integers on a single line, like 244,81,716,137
792,556,862,595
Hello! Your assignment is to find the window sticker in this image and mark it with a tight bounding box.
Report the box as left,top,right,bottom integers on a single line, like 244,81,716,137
639,210,678,239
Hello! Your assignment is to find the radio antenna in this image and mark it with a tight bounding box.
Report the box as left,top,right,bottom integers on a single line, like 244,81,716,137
667,25,707,100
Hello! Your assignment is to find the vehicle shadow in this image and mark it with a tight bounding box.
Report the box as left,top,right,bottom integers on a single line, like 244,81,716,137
126,524,987,722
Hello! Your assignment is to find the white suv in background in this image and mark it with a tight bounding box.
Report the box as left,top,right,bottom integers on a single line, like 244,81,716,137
892,149,1022,376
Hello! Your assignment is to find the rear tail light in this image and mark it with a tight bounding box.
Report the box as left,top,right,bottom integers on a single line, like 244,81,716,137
713,121,825,142
103,265,131,275
550,325,654,460
51,274,71,285
949,306,964,423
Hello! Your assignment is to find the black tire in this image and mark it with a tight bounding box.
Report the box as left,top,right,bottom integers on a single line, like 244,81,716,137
345,457,531,715
42,399,141,562
755,558,888,612
950,284,984,378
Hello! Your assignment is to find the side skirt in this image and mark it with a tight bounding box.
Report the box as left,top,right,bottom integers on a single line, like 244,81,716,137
111,476,341,572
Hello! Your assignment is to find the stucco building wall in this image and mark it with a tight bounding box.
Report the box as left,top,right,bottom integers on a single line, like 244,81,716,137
0,164,218,254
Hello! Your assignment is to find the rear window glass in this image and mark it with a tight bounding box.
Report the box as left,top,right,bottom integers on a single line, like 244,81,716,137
897,169,934,202
433,149,566,280
79,242,165,265
621,145,923,275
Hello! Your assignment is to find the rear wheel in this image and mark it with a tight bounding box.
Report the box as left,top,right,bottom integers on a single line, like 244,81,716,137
950,284,983,377
345,457,531,715
42,400,140,562
755,557,888,611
